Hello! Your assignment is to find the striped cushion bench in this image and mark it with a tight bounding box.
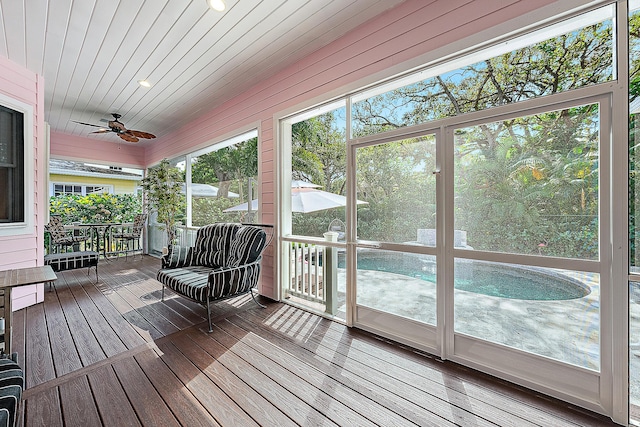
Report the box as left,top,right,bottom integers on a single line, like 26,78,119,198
44,251,99,285
157,223,271,332
0,358,23,427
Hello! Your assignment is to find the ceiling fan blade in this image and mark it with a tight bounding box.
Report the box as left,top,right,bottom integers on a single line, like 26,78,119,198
118,133,139,143
127,130,156,139
72,120,103,128
90,129,111,134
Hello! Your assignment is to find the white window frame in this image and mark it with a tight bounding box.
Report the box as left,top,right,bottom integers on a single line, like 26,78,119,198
50,182,114,196
0,93,34,237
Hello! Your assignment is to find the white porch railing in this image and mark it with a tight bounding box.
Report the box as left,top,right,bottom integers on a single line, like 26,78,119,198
147,224,199,256
285,237,339,315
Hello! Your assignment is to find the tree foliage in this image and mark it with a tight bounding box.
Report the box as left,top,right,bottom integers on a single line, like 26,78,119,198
191,138,258,199
290,19,611,258
49,193,142,224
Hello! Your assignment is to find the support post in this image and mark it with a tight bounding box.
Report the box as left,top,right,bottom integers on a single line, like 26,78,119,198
323,231,338,315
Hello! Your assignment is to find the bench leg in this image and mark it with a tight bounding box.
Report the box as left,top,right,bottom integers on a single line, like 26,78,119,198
251,288,266,308
87,263,98,283
206,298,213,333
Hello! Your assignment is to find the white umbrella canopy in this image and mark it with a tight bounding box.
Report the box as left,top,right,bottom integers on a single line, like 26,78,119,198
181,183,239,198
291,179,321,188
290,187,367,213
224,199,259,212
223,181,367,213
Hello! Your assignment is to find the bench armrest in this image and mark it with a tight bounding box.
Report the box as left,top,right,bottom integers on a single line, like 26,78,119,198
162,245,194,269
207,257,263,298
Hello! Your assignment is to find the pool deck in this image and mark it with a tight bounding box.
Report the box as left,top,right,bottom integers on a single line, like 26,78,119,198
342,269,601,369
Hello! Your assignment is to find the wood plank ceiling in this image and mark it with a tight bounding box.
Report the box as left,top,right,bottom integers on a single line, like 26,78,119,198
0,0,404,145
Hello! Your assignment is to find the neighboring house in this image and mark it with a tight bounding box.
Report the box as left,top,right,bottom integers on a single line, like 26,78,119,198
48,159,142,197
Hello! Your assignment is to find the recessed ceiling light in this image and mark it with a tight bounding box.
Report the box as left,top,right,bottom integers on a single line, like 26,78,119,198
138,80,151,88
207,0,225,11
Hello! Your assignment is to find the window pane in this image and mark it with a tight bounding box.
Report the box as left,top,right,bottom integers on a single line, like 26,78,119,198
630,5,640,271
290,107,347,238
454,103,599,259
85,186,109,194
0,110,12,165
0,106,23,223
454,260,599,369
356,135,436,243
355,249,437,324
631,281,640,413
190,137,258,226
352,9,612,137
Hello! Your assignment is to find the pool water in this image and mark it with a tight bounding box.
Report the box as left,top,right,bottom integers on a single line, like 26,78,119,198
339,254,590,301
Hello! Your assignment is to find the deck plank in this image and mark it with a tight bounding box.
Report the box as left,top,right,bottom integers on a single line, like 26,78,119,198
24,301,55,388
23,387,62,426
291,315,590,427
11,307,25,364
94,281,164,341
112,356,180,427
52,275,106,366
87,365,142,427
172,332,299,427
209,321,405,427
235,309,534,427
100,278,181,336
133,277,207,325
155,339,258,426
223,309,454,427
135,347,219,427
42,286,83,377
64,268,128,356
78,279,148,349
289,314,608,427
58,375,102,426
183,328,339,427
125,279,195,330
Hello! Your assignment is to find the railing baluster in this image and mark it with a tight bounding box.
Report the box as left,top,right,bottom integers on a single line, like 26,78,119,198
284,240,327,305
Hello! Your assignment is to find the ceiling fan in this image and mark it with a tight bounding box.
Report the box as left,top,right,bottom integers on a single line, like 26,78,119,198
72,113,156,143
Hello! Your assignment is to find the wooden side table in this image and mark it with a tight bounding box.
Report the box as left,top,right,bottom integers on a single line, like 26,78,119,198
0,266,57,355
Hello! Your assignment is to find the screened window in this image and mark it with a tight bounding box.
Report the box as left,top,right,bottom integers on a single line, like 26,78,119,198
454,103,600,260
189,131,258,227
351,6,613,138
289,104,347,238
0,106,24,223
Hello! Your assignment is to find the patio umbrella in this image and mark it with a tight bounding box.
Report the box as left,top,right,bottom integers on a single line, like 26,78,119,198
223,181,367,213
181,183,239,198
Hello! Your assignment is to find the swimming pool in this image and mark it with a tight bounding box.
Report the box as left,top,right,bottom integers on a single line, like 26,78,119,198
339,252,590,301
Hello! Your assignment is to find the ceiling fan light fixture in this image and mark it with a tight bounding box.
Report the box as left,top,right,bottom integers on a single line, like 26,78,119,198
138,79,152,88
207,0,225,11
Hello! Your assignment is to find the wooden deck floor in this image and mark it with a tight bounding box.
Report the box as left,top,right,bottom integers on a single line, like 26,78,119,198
11,255,618,426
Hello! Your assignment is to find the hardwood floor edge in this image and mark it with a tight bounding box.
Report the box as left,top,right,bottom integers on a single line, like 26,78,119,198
22,300,265,401
22,340,160,400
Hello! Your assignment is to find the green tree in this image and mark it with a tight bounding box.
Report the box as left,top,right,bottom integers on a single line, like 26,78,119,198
346,20,609,257
191,138,258,199
291,112,346,192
